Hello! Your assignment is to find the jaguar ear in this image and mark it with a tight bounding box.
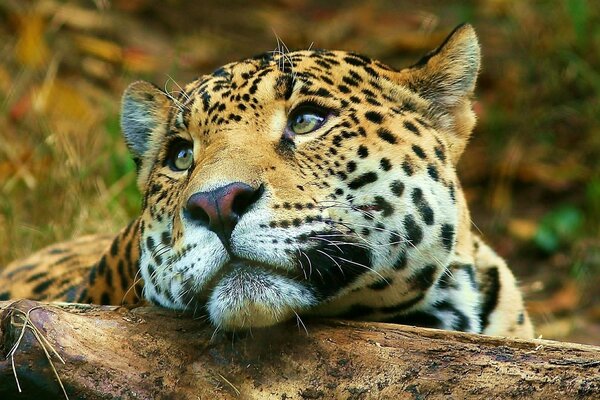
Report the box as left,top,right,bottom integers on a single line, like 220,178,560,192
121,81,172,186
403,24,480,110
398,24,481,161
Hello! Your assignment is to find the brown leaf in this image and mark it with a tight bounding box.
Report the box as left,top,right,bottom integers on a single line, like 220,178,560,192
507,218,538,241
527,280,580,315
73,34,123,63
15,12,49,68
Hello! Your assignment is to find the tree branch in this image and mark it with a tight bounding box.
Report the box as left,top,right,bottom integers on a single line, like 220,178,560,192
0,300,599,399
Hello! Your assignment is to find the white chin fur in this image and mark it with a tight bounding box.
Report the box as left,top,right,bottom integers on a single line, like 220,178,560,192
207,266,316,330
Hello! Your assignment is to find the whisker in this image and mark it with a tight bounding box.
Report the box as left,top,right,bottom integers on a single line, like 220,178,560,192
293,310,309,336
315,249,345,276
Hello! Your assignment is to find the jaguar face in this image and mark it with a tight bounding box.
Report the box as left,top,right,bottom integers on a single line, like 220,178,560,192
121,25,480,330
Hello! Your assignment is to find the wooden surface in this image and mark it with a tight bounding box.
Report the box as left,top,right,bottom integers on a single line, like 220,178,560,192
0,299,599,399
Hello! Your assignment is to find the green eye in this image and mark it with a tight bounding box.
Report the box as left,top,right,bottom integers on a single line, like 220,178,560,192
167,141,194,171
290,113,324,134
288,105,329,135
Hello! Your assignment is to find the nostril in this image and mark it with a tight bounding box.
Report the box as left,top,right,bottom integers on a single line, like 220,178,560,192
231,184,264,216
186,203,211,225
185,193,213,226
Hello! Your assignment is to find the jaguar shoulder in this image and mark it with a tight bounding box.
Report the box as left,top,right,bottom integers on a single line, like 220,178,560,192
0,24,534,338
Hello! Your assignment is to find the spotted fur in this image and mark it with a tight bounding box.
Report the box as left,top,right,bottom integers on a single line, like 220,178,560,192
0,25,533,337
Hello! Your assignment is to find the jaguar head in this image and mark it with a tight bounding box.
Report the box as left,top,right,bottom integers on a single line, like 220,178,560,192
121,24,480,330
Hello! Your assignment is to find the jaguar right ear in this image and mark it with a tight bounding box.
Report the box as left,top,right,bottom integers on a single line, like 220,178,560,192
121,81,172,188
395,24,481,163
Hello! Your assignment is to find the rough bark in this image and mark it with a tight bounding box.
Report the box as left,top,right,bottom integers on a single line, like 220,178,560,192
0,300,598,399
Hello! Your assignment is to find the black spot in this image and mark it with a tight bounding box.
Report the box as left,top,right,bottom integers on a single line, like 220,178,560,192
374,196,394,216
56,285,78,301
393,251,407,270
300,239,371,299
346,161,357,173
440,224,455,251
344,56,368,66
409,264,438,291
390,180,404,197
365,111,383,124
348,172,378,190
4,263,35,279
314,87,332,98
402,160,414,176
118,260,129,291
403,120,420,135
0,291,9,300
412,145,426,159
412,188,434,225
463,264,478,289
363,65,379,78
33,278,55,295
437,270,456,289
76,288,88,303
161,231,171,245
275,74,294,100
357,145,369,158
438,300,470,331
403,215,423,246
434,146,446,162
480,267,500,329
338,85,351,93
101,292,111,305
25,271,46,283
343,76,360,87
427,164,439,181
97,256,108,275
389,230,401,246
376,128,397,144
380,158,392,171
517,312,525,325
368,278,392,291
449,184,456,203
88,266,97,285
146,236,155,251
380,293,424,314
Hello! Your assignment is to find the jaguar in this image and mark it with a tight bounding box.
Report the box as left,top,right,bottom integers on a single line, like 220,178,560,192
0,24,534,338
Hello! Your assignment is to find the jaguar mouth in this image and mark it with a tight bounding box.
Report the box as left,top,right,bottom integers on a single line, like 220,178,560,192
205,258,317,330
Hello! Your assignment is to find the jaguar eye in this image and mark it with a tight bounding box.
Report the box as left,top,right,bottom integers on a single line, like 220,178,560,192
167,141,194,171
288,105,329,135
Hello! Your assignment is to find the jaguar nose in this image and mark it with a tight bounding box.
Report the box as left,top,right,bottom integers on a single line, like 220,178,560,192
184,182,264,244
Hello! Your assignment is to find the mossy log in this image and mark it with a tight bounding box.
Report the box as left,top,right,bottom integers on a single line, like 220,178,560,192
0,299,599,399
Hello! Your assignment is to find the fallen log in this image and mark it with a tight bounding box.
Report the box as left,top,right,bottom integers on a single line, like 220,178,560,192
0,300,598,399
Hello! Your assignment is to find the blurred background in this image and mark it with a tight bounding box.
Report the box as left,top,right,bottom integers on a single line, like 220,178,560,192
0,0,598,344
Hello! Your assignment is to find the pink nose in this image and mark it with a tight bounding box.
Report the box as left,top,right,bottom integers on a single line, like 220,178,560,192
185,182,263,244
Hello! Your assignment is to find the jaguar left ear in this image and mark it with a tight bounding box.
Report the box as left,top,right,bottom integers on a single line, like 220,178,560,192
121,81,172,187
